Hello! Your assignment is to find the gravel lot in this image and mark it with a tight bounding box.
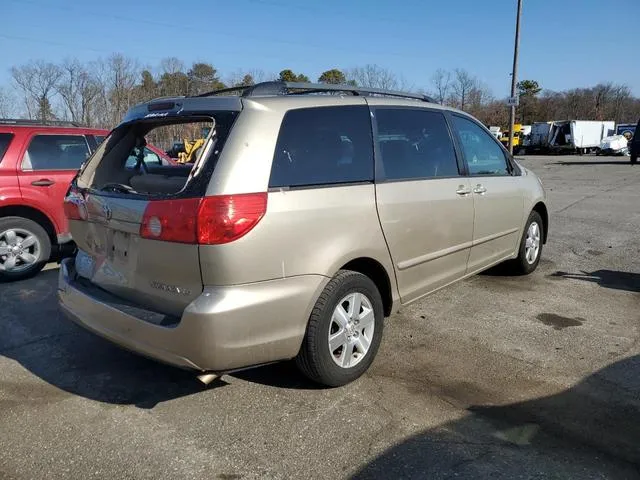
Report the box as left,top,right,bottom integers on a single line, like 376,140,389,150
1,155,639,479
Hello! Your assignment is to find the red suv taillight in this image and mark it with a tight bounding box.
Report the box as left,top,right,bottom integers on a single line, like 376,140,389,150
140,193,267,245
63,188,88,221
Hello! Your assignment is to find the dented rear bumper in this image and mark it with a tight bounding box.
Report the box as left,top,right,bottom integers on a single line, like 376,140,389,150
58,258,327,372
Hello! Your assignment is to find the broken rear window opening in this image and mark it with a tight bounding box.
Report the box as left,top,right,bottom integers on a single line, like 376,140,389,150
76,112,238,198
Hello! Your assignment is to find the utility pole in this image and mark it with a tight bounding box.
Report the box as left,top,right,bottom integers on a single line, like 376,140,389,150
508,0,523,155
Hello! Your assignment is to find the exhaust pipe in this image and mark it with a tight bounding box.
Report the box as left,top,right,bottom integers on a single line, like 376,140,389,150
196,372,219,385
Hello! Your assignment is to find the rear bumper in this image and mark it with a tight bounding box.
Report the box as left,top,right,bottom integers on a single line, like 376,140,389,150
57,232,73,244
58,258,328,372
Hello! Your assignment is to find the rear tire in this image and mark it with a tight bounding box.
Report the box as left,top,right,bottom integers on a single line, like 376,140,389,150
295,270,384,387
0,216,51,282
505,211,544,275
632,155,637,165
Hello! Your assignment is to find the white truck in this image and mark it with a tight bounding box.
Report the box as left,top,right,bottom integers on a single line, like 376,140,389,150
527,120,614,154
488,126,502,139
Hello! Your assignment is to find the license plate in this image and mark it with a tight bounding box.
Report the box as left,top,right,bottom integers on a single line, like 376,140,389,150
75,250,95,279
109,230,131,263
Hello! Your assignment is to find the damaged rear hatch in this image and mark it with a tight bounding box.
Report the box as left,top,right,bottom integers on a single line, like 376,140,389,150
64,96,241,317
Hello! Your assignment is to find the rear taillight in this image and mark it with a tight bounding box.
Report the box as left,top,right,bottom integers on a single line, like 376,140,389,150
140,193,267,245
197,193,267,245
140,198,200,243
63,188,87,221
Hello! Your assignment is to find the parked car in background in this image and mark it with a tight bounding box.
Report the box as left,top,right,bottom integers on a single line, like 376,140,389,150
488,126,502,139
95,134,178,167
58,82,549,387
0,119,109,281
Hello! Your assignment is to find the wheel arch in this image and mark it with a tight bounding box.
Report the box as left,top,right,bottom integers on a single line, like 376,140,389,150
339,257,394,317
0,205,58,246
532,202,549,244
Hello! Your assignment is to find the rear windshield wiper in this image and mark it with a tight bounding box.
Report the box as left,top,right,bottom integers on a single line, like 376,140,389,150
101,183,135,194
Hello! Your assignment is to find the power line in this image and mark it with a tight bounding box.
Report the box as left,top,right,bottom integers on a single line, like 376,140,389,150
242,0,408,25
7,0,427,62
0,33,117,56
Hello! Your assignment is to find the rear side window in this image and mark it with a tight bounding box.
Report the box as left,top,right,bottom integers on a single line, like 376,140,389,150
269,105,374,188
22,134,90,171
452,115,510,176
374,109,459,180
95,135,106,145
0,133,14,164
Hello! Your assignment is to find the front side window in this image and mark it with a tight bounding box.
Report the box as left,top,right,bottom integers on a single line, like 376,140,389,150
452,116,510,176
375,108,459,180
269,105,374,188
22,134,90,171
0,133,14,164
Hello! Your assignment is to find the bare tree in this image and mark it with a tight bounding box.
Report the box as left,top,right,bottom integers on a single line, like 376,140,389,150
93,54,140,127
609,84,631,121
160,57,185,75
346,64,400,90
451,69,475,111
11,60,62,120
592,83,613,120
0,87,17,118
6,54,640,128
431,69,451,104
226,69,275,87
56,59,101,125
466,81,494,118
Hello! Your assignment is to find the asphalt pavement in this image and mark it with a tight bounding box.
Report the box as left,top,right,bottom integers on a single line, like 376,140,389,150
1,154,639,479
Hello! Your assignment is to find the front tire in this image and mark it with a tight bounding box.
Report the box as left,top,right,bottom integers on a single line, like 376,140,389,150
295,270,384,387
506,211,544,275
632,155,637,164
0,216,51,282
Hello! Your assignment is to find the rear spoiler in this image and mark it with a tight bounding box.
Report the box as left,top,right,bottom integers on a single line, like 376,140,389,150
119,96,242,126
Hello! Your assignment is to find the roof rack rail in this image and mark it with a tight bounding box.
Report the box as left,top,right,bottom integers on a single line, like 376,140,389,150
0,118,83,127
194,81,437,103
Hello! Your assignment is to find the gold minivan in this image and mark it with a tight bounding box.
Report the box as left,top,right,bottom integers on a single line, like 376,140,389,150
58,82,548,387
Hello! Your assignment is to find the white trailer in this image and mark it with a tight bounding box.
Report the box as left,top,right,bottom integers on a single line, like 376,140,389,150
529,120,614,154
548,120,614,153
529,122,552,150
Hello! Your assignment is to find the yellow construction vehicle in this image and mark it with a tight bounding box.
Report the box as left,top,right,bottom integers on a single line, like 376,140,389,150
177,138,205,164
175,126,212,163
500,124,522,148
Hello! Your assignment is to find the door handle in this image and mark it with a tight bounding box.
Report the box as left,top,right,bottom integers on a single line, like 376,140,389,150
456,185,472,196
473,184,487,194
31,179,55,187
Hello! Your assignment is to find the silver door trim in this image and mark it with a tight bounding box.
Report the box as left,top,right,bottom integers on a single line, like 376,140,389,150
397,240,473,271
472,227,519,247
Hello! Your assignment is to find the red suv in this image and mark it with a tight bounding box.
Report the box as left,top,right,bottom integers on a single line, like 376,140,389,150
0,120,109,281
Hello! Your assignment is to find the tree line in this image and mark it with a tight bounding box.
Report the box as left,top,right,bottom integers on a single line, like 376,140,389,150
1,54,639,129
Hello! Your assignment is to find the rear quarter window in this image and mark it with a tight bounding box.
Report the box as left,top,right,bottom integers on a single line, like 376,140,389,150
269,105,374,188
0,133,14,164
22,134,90,171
